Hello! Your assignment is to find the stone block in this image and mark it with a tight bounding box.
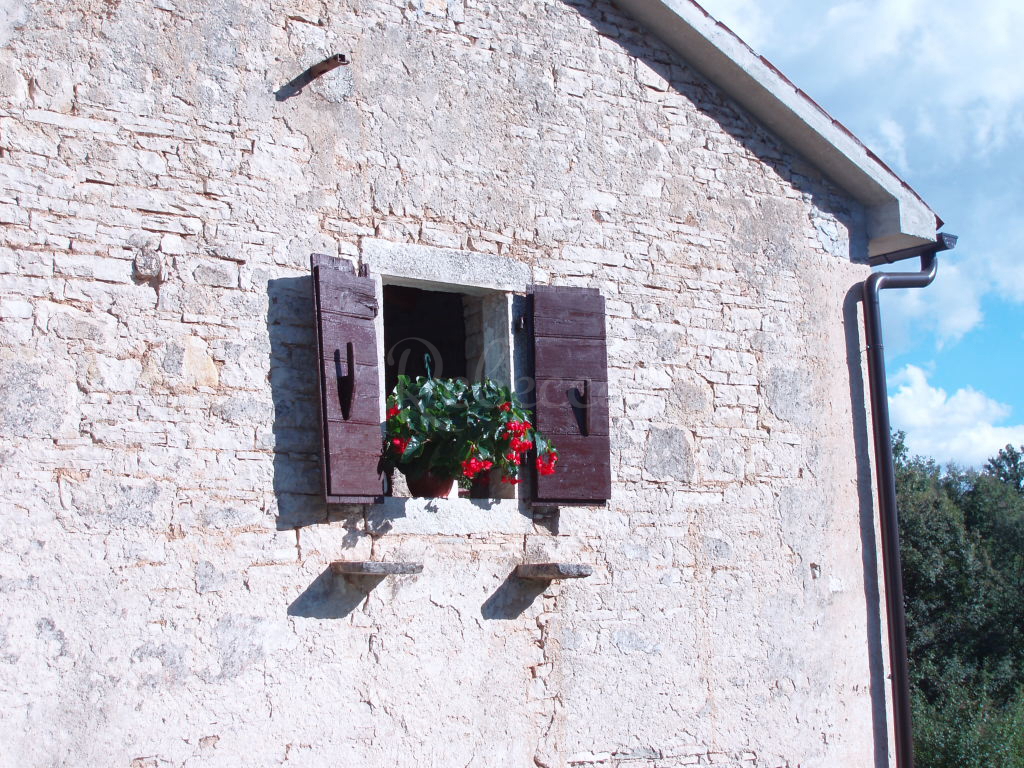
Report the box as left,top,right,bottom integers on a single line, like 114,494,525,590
159,233,187,255
85,355,142,393
644,426,696,482
516,563,592,580
0,355,80,438
361,238,531,293
132,250,163,283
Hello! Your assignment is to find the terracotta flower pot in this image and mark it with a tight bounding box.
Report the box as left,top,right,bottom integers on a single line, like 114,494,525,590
405,470,455,498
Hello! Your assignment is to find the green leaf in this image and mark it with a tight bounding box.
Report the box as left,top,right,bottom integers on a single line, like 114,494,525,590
403,434,425,459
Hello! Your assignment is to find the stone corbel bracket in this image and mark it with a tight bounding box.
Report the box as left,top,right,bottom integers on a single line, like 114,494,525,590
330,561,423,577
516,563,593,580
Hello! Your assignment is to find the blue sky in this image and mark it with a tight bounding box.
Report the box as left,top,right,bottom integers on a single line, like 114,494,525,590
697,0,1024,467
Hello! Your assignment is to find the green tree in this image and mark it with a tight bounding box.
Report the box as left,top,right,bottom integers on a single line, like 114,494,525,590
894,435,1024,767
985,444,1024,494
913,688,1024,768
894,434,996,703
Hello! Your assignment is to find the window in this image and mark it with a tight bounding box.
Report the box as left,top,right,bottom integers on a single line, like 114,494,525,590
380,281,515,499
311,241,611,507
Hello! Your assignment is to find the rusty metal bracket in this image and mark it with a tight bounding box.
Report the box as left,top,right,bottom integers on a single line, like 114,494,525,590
275,54,349,101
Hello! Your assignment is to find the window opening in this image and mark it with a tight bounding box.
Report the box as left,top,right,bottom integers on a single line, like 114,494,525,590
383,285,468,390
381,282,515,500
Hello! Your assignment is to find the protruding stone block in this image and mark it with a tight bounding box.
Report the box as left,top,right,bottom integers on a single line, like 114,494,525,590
329,561,423,576
515,563,593,580
132,250,163,283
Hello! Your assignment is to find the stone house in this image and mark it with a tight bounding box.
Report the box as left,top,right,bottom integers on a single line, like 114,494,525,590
0,0,943,766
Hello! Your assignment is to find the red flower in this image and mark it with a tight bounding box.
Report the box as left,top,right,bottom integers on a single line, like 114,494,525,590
391,437,410,454
504,420,531,437
506,452,521,465
501,475,521,485
461,457,495,478
536,452,558,476
510,437,533,454
498,402,512,412
387,405,400,419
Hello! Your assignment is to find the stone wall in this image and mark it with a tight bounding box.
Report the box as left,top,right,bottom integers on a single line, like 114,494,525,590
0,1,887,766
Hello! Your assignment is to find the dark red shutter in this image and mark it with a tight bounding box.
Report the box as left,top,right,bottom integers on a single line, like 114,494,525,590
311,254,384,503
530,285,611,505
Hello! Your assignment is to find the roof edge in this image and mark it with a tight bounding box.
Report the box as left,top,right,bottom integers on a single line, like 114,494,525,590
612,0,941,256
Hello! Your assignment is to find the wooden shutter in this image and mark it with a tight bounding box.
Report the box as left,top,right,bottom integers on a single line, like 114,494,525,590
311,254,384,503
530,285,611,505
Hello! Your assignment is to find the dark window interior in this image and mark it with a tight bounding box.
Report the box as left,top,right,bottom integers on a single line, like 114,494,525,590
383,285,467,393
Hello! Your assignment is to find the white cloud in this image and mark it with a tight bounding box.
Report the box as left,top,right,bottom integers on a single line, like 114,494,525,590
966,194,1024,304
889,364,1024,466
699,0,1024,158
820,0,929,72
696,0,1024,366
695,0,777,51
875,117,909,174
870,255,986,357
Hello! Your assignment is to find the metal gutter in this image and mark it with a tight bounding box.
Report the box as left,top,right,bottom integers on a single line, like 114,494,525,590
863,232,957,768
868,233,958,267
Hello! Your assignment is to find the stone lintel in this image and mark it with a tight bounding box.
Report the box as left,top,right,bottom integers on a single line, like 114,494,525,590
360,238,532,294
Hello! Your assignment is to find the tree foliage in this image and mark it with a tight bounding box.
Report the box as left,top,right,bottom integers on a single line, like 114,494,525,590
894,434,1024,766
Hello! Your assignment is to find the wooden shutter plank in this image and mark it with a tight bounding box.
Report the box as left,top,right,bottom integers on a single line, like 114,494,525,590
533,286,607,313
531,435,612,501
531,286,611,505
312,254,384,503
533,308,606,339
316,272,376,319
326,424,386,497
318,318,379,364
534,378,610,436
319,361,381,425
534,337,608,380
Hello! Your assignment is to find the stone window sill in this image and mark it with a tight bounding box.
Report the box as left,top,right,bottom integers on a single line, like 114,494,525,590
365,496,535,536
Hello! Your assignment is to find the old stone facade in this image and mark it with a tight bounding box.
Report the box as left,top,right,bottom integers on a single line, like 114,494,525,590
1,0,903,766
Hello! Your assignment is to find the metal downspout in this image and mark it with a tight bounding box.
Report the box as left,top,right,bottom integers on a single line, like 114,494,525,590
862,233,956,768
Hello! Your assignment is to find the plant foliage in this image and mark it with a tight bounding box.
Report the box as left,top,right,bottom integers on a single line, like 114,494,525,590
381,374,557,489
894,433,1024,766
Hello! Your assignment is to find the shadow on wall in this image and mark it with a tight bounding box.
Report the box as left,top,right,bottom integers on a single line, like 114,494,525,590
267,274,364,535
288,568,384,619
480,571,549,620
561,0,868,265
844,284,891,768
